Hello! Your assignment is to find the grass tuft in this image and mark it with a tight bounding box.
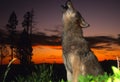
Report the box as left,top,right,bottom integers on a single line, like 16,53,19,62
3,58,16,82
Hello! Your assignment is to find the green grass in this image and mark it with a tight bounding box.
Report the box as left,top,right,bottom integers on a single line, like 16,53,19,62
2,59,120,82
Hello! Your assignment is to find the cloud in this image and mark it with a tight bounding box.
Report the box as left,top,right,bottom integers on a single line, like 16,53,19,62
44,29,60,33
43,25,62,36
32,33,120,51
0,28,119,51
85,36,118,50
32,32,61,46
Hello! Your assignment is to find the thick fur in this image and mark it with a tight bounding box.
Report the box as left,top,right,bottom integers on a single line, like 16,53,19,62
62,0,104,82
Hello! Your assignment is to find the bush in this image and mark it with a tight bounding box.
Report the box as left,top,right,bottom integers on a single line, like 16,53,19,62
78,66,120,82
11,64,53,82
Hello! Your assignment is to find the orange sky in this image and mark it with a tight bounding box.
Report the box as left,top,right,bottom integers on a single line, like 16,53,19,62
1,44,120,64
32,44,120,64
32,45,63,64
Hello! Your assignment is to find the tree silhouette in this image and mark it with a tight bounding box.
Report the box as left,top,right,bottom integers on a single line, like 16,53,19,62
6,11,18,60
17,10,34,64
22,10,34,35
17,29,33,64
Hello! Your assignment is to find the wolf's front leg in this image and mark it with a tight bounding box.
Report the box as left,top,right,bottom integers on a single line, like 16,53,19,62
66,69,72,82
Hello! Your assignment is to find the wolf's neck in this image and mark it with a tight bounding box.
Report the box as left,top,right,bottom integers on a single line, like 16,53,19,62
63,24,84,38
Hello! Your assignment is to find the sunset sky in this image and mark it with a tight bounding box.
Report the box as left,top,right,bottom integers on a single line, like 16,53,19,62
0,0,120,64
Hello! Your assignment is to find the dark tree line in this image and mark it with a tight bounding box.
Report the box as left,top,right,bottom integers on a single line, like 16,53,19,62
0,10,34,65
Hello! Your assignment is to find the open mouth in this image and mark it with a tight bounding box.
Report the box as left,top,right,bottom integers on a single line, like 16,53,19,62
61,0,71,10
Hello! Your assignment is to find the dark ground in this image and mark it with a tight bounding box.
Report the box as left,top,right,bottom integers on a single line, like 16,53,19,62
0,60,117,82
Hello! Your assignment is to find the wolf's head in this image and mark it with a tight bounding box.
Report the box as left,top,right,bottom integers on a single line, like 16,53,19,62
62,0,89,28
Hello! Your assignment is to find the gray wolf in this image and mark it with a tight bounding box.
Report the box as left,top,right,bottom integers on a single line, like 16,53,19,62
61,0,104,82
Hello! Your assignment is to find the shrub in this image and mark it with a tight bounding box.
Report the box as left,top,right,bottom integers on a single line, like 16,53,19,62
11,64,53,82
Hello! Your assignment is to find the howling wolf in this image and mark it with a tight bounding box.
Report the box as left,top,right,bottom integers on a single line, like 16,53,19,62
61,0,103,82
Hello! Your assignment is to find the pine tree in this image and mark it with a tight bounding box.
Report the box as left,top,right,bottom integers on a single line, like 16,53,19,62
17,10,34,64
22,10,34,35
17,29,33,64
6,11,18,60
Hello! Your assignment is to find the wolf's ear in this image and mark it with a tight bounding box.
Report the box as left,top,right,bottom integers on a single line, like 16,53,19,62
80,17,90,28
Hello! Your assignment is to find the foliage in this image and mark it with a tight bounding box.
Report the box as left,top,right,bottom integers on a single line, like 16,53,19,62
77,66,120,82
57,66,120,82
11,64,53,82
107,66,120,82
78,73,109,82
2,64,120,82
